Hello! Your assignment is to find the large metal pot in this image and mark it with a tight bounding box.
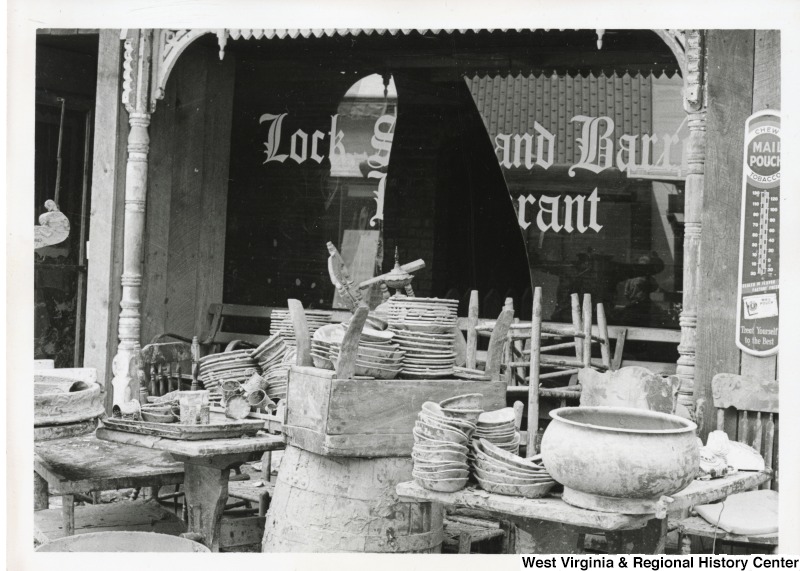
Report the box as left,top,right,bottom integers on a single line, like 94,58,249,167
541,406,699,513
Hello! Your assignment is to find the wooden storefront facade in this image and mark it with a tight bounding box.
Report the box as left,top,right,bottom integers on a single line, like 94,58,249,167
77,29,780,438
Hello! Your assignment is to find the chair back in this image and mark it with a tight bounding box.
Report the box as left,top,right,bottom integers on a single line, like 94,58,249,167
139,339,199,398
711,373,779,489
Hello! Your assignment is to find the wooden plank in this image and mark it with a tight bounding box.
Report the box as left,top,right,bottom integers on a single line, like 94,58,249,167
740,29,780,382
194,50,235,336
696,30,756,436
163,47,209,338
95,427,284,458
396,481,650,532
34,500,186,542
326,377,507,436
332,230,380,308
284,366,333,430
334,306,368,379
219,515,266,549
485,308,514,382
711,373,779,413
34,433,184,494
83,30,126,397
456,318,681,344
288,299,312,367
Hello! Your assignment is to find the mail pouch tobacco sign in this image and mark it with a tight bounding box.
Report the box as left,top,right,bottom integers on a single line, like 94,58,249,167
736,110,780,356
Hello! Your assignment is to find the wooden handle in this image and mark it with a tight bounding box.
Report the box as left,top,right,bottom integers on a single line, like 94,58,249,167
335,306,369,379
288,299,312,367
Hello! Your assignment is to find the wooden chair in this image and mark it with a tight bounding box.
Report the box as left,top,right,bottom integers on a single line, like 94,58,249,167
676,373,779,553
137,339,200,399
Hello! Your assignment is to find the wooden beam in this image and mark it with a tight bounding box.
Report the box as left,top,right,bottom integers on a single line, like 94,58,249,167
695,30,755,438
83,30,126,402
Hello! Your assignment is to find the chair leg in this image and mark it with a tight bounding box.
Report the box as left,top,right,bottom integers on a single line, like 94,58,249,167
262,451,272,482
34,472,49,511
62,494,75,536
458,531,473,553
500,520,517,554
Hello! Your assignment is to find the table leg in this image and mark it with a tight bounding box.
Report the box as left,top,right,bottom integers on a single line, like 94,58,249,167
34,472,49,510
62,494,75,536
606,518,668,554
183,462,230,552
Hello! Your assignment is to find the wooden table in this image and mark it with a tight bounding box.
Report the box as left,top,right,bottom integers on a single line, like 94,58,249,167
396,471,771,553
34,432,185,537
96,427,284,551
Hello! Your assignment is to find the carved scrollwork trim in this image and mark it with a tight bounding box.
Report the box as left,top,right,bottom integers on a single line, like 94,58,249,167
149,29,222,112
653,29,705,113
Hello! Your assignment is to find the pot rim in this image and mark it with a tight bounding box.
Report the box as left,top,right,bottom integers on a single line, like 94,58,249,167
548,406,697,435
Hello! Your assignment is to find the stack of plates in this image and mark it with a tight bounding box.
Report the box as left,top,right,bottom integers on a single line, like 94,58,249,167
198,350,258,391
270,309,333,346
264,365,289,400
328,331,404,380
412,400,476,492
472,438,556,498
472,408,521,455
251,334,287,371
386,297,457,379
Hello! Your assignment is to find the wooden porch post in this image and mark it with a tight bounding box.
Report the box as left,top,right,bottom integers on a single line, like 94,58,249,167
111,30,153,405
675,32,707,413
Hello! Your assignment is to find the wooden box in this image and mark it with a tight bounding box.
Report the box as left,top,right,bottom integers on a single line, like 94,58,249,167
284,365,507,457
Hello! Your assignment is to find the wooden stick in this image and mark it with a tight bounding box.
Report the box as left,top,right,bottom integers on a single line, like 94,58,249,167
466,290,479,369
335,306,369,379
596,303,612,369
484,308,514,383
611,328,627,371
288,299,312,367
582,294,592,369
190,336,200,390
539,368,580,380
527,287,542,458
571,293,583,362
503,298,515,386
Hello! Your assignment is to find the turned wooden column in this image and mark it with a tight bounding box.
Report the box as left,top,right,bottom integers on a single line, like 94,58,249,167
674,31,706,412
676,111,706,410
111,30,153,405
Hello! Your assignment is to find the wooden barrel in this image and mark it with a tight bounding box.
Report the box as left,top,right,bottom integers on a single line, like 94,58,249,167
262,445,443,553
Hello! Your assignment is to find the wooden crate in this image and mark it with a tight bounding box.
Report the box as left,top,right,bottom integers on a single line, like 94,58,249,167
284,366,507,457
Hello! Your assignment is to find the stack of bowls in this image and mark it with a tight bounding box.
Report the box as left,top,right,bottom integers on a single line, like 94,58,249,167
270,309,332,346
328,328,404,379
473,408,521,455
387,296,459,379
472,438,556,498
412,401,475,492
251,334,287,371
198,350,258,393
310,324,346,370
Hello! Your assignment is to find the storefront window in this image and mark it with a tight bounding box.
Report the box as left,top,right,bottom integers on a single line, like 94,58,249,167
467,72,687,329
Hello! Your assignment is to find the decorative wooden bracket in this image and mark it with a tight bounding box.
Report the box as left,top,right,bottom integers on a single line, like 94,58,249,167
654,30,705,113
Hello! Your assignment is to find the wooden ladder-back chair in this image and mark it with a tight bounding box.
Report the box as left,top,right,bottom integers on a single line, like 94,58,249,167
676,373,779,553
137,338,201,399
526,288,613,456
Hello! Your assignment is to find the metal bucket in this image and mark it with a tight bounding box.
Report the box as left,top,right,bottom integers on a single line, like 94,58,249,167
36,531,210,552
262,445,443,553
